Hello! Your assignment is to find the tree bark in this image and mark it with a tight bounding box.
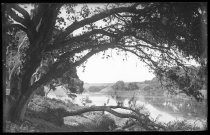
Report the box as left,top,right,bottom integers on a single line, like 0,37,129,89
10,95,29,121
5,78,42,122
4,4,60,123
5,51,42,122
6,73,27,122
62,106,166,131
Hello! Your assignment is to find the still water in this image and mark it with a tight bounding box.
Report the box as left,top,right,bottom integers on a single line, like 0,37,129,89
47,92,206,129
74,93,206,128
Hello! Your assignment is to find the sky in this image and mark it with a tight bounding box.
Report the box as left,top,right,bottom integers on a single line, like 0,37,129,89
70,4,154,83
77,49,155,83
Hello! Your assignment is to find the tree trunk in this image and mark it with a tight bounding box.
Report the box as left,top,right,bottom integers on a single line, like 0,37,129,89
11,95,30,121
4,94,32,129
5,85,29,122
5,80,39,122
3,61,7,131
4,57,41,122
4,64,21,121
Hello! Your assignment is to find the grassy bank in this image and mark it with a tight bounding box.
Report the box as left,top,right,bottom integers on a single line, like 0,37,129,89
5,95,118,132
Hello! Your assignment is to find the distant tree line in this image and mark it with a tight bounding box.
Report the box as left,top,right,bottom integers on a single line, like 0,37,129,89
112,81,139,91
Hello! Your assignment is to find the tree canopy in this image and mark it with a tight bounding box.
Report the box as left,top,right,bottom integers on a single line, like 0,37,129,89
3,2,207,122
112,81,126,90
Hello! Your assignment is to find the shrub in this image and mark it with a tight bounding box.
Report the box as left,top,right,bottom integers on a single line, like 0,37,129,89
5,120,38,132
127,82,139,90
35,87,45,97
45,107,67,126
26,106,66,127
27,95,69,127
92,115,117,131
164,120,204,131
81,114,117,131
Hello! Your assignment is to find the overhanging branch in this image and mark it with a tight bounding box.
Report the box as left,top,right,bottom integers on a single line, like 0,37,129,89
28,43,116,96
117,46,147,60
54,5,141,42
46,29,118,52
7,8,29,28
10,4,31,23
73,45,115,67
124,43,166,52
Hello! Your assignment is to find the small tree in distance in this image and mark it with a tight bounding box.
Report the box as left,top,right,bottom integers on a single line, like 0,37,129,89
127,82,139,91
112,81,139,91
112,81,126,90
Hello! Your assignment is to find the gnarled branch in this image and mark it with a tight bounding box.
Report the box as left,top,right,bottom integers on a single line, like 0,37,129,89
7,8,28,28
46,29,118,52
10,4,31,23
54,5,141,42
31,102,166,131
61,105,165,131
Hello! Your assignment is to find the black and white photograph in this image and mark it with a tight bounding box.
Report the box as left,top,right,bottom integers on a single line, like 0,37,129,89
2,2,207,132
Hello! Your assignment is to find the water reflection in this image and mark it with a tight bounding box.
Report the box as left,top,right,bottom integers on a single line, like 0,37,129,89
70,93,179,122
47,92,206,128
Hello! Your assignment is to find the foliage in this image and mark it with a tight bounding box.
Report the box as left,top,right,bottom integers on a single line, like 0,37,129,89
85,114,117,131
35,87,45,97
131,2,207,62
164,120,205,131
127,82,139,91
158,66,207,101
29,95,75,111
112,81,126,90
112,81,139,91
26,108,65,127
122,118,146,131
142,65,207,102
95,115,117,131
5,31,28,88
34,64,84,96
27,95,73,126
5,120,39,132
122,119,205,131
61,70,85,94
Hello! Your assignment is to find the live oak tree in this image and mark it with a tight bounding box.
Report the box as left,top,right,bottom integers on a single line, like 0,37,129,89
3,2,207,126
